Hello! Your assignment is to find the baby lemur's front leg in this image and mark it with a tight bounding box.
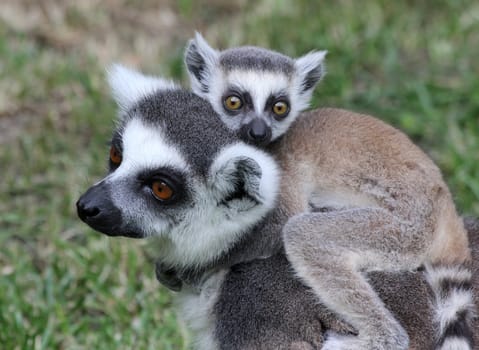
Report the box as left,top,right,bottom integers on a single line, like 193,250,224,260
283,207,421,350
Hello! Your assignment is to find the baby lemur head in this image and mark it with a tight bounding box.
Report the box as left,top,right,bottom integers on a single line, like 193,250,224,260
185,33,327,146
77,65,279,270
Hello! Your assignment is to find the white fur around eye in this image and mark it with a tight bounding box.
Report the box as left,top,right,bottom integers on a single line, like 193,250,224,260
206,69,298,138
206,67,323,140
220,70,290,116
107,118,191,240
110,118,190,181
149,142,280,270
107,64,178,114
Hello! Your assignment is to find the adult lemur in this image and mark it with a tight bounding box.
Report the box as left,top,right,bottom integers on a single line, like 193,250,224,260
179,34,474,349
77,66,476,349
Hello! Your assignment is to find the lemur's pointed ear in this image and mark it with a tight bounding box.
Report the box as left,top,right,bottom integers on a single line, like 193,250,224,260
294,50,327,94
209,143,279,212
106,64,177,114
184,32,219,95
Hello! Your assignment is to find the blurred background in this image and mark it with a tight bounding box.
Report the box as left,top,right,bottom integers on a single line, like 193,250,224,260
1,0,478,348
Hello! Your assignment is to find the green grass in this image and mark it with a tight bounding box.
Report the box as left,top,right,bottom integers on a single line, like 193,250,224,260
0,24,184,349
1,1,478,349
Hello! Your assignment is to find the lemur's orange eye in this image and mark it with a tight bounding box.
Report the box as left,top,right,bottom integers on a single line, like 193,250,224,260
152,181,174,201
224,95,243,111
110,145,122,165
272,101,289,117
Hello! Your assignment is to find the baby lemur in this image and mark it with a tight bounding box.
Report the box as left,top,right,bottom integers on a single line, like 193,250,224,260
181,34,474,349
77,67,476,349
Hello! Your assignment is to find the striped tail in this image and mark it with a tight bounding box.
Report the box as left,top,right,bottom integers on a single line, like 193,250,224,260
425,264,476,350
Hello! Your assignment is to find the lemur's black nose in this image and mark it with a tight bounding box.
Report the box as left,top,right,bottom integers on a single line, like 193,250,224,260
76,183,122,235
246,118,271,144
76,199,100,222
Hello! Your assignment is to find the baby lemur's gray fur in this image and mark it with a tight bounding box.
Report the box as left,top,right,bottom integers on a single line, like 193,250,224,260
182,34,475,349
77,66,476,349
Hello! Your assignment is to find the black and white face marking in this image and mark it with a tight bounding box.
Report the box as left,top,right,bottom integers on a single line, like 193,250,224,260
78,117,193,238
77,65,280,269
216,71,295,145
185,32,327,146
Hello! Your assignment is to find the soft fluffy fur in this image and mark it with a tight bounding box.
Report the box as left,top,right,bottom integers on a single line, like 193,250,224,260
107,64,178,114
180,218,479,350
185,32,326,142
77,67,476,349
178,107,474,349
276,108,473,349
78,66,280,271
183,36,474,348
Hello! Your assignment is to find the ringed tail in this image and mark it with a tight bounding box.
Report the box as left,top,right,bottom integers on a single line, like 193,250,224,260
425,264,476,350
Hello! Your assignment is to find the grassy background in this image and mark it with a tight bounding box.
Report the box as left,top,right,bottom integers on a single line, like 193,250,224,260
1,0,478,349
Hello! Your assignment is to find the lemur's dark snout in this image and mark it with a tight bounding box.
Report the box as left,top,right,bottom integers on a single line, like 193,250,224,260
77,183,123,236
244,118,271,146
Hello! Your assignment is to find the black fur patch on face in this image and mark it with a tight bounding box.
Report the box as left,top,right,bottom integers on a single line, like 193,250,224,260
108,132,123,172
136,166,190,207
220,46,294,75
221,88,254,116
265,93,290,120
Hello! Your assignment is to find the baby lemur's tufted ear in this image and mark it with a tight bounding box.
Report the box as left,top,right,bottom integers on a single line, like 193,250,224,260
106,64,178,114
184,32,220,95
294,50,327,95
209,143,279,214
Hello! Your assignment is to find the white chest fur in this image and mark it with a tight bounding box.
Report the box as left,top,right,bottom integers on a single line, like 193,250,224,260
175,270,227,350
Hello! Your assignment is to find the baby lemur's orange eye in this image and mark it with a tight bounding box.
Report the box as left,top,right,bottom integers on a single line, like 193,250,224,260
109,145,122,165
272,101,289,117
224,95,243,111
152,181,174,201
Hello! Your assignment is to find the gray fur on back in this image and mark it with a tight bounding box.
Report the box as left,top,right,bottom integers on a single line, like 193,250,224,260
214,253,436,350
212,218,479,349
219,46,295,75
215,254,327,350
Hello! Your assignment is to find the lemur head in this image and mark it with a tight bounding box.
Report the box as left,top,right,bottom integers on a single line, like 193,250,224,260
77,65,279,270
185,32,327,146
